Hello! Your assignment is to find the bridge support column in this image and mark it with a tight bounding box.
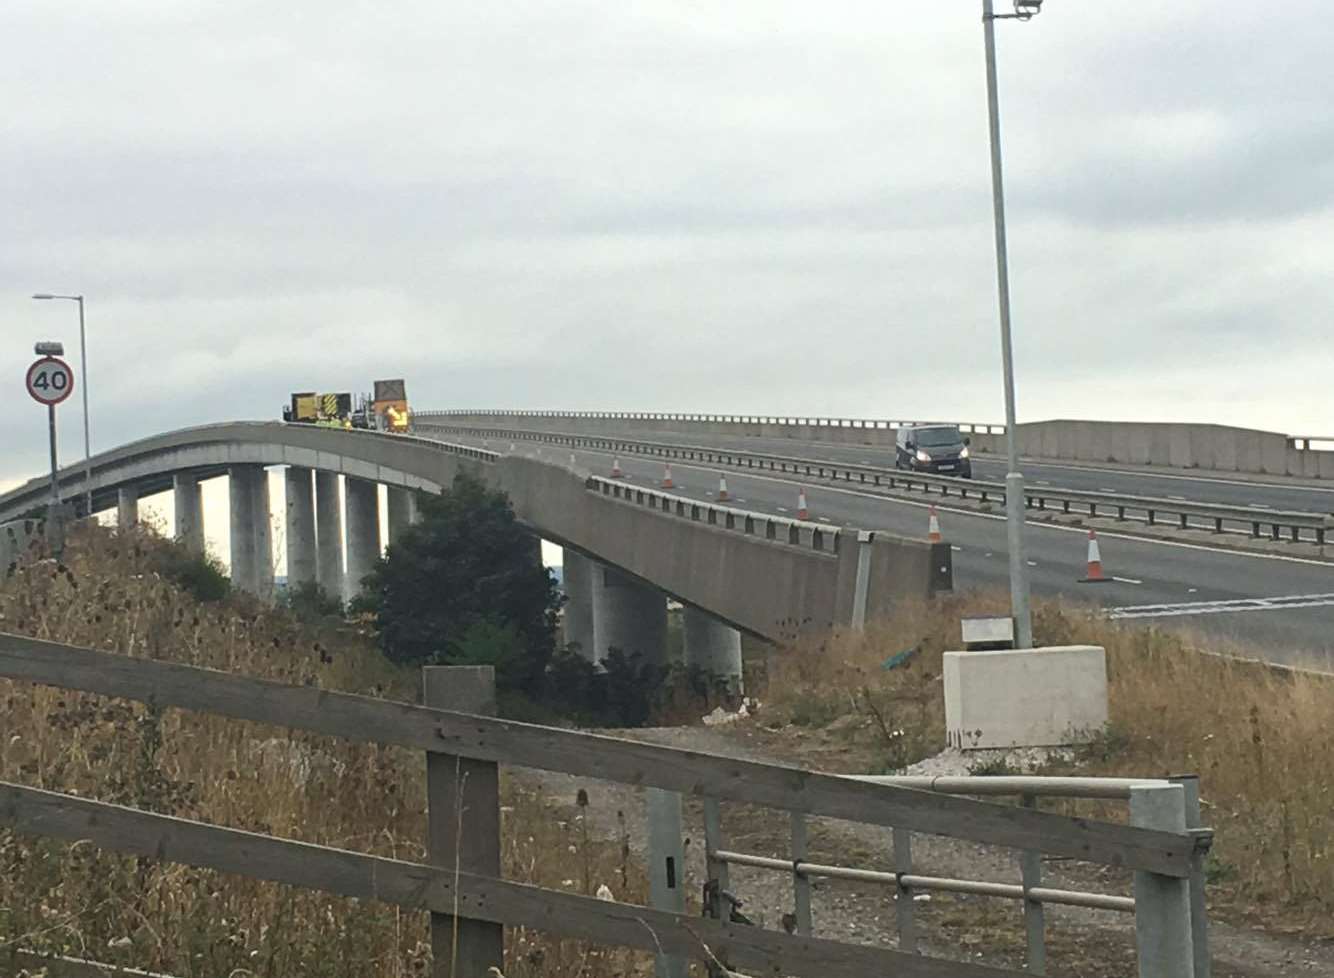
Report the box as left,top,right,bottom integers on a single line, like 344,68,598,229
172,473,204,554
591,564,666,666
315,471,343,600
386,486,418,545
343,477,380,603
561,551,595,659
116,487,138,529
683,606,744,695
229,465,273,598
285,467,316,592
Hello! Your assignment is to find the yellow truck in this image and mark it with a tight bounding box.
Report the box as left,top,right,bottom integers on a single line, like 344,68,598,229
282,381,408,432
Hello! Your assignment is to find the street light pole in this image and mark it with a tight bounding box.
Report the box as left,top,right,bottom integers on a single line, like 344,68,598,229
33,293,91,516
981,0,1038,648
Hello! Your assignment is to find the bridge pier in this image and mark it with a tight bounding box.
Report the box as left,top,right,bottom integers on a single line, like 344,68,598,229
343,477,380,602
683,606,744,695
561,551,595,659
386,486,418,545
592,563,666,666
116,487,138,529
314,471,343,600
173,473,204,554
229,465,273,597
285,467,317,592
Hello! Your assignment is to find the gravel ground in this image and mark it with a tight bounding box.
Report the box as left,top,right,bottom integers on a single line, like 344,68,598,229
514,721,1334,977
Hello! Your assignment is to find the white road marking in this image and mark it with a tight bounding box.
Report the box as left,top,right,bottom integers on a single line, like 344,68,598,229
986,456,1334,495
1026,560,1037,567
818,517,832,523
1108,592,1334,620
1168,495,1187,501
736,498,747,503
985,552,994,558
951,545,963,552
1036,480,1051,486
1111,576,1143,585
1252,503,1272,509
1188,587,1198,593
777,506,789,512
1099,487,1119,494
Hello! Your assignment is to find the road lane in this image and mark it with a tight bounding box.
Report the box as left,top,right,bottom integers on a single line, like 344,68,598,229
446,432,1334,666
484,425,1334,514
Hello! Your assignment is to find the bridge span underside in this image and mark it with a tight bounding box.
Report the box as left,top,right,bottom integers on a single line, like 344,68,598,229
0,423,947,686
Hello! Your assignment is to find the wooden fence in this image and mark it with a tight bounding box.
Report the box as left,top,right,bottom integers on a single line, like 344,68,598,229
0,633,1206,977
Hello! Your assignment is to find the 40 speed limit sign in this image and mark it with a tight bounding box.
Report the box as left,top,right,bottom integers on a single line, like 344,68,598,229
26,356,75,406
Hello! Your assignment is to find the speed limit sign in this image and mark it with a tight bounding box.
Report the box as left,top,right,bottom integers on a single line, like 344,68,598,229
26,357,75,406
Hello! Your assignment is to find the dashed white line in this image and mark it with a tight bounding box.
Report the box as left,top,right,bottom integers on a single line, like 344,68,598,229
1111,576,1144,585
777,506,789,512
818,517,832,523
1026,560,1037,567
1108,592,1334,620
951,545,963,552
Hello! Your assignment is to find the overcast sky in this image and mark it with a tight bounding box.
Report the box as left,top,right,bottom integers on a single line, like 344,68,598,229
4,1,1333,492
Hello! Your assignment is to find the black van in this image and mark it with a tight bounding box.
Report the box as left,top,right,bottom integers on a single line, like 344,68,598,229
895,424,972,477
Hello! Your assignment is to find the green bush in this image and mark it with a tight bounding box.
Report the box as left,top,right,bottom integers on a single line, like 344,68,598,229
150,547,229,602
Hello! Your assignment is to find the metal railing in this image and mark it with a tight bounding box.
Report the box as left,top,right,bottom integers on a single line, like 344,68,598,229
417,420,1334,546
690,773,1211,977
418,408,1007,435
586,475,841,554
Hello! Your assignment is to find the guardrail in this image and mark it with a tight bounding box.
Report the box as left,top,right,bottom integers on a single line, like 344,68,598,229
417,420,1334,546
586,475,841,553
0,634,1208,977
418,408,1007,435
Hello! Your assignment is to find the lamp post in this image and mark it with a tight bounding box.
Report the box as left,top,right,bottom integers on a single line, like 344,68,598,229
981,0,1042,649
32,293,91,516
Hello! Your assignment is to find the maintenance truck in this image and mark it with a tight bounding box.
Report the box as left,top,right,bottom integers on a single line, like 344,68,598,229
281,380,409,432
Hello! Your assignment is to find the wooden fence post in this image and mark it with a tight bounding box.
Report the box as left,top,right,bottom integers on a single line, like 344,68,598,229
424,665,503,978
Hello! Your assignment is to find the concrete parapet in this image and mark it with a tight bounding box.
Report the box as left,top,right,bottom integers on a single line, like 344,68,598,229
591,563,666,665
285,467,316,591
943,645,1108,750
343,477,380,602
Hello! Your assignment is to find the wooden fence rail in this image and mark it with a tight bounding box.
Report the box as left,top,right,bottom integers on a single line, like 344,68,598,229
0,632,1208,976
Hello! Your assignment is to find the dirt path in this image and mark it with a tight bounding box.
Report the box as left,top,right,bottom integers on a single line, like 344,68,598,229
514,721,1334,977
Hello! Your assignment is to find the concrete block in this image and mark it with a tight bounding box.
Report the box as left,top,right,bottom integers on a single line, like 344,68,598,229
943,645,1108,750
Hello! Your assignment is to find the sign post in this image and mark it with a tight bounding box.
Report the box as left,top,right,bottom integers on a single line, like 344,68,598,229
27,355,76,554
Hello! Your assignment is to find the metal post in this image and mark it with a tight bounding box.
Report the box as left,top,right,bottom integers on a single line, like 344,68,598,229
982,0,1033,648
1020,793,1047,974
45,404,64,555
851,530,874,630
790,813,813,935
646,788,688,978
893,828,917,953
1171,775,1212,978
1130,784,1195,978
76,296,91,516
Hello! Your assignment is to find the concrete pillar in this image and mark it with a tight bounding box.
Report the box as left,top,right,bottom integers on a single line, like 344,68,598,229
562,550,595,659
683,605,744,695
228,465,272,596
285,467,316,592
314,471,343,599
591,563,667,666
116,487,138,529
343,477,380,603
386,486,418,545
172,472,204,554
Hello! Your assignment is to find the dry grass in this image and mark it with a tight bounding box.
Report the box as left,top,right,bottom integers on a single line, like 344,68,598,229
0,524,650,977
759,592,1334,935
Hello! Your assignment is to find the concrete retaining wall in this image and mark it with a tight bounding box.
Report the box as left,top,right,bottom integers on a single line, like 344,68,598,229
427,411,1334,479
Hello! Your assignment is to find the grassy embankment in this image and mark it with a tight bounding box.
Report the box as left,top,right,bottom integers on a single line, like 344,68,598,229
0,524,651,977
759,592,1334,936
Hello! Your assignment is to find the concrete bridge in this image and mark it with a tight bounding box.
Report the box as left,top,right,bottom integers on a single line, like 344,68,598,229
0,423,948,683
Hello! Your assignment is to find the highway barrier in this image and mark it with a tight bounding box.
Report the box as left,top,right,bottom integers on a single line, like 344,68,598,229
415,419,1334,546
423,409,1334,480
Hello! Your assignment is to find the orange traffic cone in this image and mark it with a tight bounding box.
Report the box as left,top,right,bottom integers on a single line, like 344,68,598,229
927,505,942,543
1080,530,1111,583
797,488,810,520
611,457,624,479
662,464,674,489
717,474,730,501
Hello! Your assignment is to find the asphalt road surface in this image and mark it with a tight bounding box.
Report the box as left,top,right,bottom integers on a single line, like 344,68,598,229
431,428,1334,668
